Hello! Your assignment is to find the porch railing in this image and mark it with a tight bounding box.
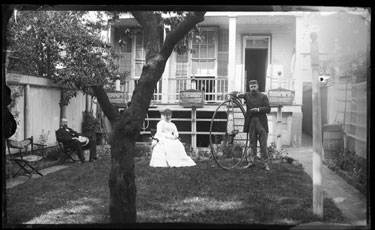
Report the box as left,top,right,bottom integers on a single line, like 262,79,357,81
124,77,228,104
123,76,294,104
266,76,295,91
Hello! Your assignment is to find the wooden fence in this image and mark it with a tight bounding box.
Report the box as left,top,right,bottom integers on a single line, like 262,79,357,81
6,72,89,147
325,78,367,159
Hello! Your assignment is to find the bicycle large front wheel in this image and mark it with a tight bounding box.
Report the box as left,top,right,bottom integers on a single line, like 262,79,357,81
209,98,247,170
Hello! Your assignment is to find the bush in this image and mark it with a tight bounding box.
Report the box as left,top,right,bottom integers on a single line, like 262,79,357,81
82,111,101,137
134,142,194,158
268,142,294,163
134,144,151,158
332,149,367,185
183,144,194,157
44,146,61,161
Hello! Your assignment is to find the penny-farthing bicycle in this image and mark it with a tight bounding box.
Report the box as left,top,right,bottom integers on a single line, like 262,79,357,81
209,93,251,170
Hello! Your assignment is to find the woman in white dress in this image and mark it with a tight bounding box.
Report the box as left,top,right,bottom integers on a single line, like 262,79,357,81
149,109,196,167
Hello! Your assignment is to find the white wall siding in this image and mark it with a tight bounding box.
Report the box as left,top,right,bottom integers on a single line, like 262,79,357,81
29,86,61,145
6,73,87,147
66,91,87,133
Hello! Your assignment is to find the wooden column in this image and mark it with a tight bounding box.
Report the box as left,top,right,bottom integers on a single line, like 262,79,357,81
161,26,170,103
294,15,305,105
24,84,31,139
115,79,121,91
107,23,115,44
191,106,197,156
228,16,237,92
227,108,234,134
310,32,323,217
276,105,282,151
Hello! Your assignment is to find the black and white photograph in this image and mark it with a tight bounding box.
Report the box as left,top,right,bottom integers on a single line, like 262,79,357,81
2,4,370,229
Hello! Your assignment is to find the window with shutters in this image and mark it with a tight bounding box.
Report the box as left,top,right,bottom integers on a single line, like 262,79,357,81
176,53,189,77
173,27,231,78
135,32,146,77
191,29,217,76
115,30,132,75
217,29,229,77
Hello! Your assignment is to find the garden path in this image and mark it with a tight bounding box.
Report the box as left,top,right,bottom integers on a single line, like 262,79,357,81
287,133,367,226
6,165,69,189
6,145,111,189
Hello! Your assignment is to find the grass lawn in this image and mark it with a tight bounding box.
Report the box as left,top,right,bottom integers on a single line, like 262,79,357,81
5,154,345,226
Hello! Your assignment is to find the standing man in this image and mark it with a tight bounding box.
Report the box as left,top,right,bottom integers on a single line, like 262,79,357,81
232,80,271,170
56,118,97,163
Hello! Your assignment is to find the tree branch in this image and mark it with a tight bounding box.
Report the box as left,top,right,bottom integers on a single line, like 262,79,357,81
131,11,163,59
160,11,206,58
130,11,151,28
91,85,120,122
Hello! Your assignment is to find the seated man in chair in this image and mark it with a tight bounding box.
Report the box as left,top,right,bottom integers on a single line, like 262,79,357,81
56,118,97,163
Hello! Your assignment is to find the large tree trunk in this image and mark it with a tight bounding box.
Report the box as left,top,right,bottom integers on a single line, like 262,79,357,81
108,62,164,223
93,11,205,223
108,134,137,222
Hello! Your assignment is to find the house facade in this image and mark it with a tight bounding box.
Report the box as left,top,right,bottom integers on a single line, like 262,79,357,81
105,11,369,152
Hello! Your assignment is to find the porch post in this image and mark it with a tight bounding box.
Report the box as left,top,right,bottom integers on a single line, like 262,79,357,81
24,84,31,139
161,60,170,103
310,32,324,218
191,106,197,155
294,15,309,105
161,26,170,103
107,23,115,44
276,105,282,151
228,16,237,92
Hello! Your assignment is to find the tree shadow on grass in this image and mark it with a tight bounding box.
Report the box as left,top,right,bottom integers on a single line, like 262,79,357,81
5,159,111,225
135,160,346,226
22,196,109,224
5,157,345,227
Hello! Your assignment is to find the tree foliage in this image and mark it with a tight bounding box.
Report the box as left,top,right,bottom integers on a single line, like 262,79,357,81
6,10,121,104
330,51,368,83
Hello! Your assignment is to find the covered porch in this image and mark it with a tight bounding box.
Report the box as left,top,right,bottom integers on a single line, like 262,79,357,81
123,76,295,104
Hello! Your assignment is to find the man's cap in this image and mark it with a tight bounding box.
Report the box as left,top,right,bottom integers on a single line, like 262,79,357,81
249,80,258,85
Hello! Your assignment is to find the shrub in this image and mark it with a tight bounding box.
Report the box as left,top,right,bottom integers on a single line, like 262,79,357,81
82,111,101,137
268,142,293,162
38,129,50,145
332,149,367,185
134,144,151,158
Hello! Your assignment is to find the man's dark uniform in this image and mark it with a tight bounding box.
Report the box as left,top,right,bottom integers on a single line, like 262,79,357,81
238,91,271,163
56,127,97,162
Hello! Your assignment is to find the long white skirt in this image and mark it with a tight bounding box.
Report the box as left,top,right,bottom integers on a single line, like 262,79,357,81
149,139,196,167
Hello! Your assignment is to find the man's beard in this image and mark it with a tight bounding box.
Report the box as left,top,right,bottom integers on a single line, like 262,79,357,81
251,90,258,95
62,124,68,129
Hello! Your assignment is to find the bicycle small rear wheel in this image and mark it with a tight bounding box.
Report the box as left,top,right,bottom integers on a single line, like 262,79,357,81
209,98,247,170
